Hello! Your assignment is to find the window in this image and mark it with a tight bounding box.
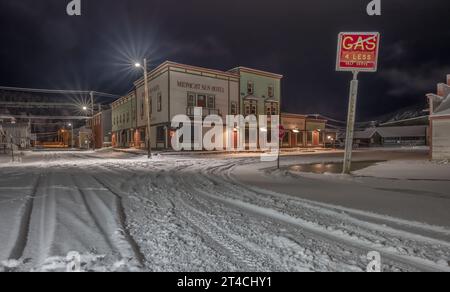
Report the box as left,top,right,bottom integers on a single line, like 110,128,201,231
268,85,274,98
283,132,290,144
307,132,313,144
156,126,165,143
247,81,254,94
187,92,196,107
157,93,162,112
141,101,144,119
197,94,206,107
265,102,278,116
207,95,215,109
244,101,257,115
296,132,304,146
230,102,237,115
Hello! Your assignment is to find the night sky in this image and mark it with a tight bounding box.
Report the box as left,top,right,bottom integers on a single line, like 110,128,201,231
1,0,449,121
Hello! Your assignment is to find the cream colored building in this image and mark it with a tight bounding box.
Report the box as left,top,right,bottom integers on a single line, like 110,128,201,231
427,74,450,160
133,61,240,149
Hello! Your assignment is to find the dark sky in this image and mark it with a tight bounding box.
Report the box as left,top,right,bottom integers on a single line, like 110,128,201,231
1,0,449,121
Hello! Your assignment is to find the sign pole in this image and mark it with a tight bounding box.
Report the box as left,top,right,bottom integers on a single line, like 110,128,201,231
342,71,359,174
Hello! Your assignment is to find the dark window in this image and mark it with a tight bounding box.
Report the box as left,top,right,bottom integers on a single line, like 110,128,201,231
197,94,206,107
231,102,237,115
156,126,165,143
207,95,215,109
307,132,313,144
247,81,254,94
187,93,196,107
268,85,274,98
244,101,257,115
157,93,162,112
296,132,304,146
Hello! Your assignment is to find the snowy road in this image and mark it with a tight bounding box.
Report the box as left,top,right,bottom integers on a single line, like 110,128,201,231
0,151,449,272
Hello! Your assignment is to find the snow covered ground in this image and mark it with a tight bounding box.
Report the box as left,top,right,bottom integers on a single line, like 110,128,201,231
0,149,449,272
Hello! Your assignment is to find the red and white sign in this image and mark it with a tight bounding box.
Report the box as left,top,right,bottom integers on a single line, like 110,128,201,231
336,32,380,72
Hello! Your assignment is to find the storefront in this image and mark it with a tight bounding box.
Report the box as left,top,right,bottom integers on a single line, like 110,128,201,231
281,114,327,148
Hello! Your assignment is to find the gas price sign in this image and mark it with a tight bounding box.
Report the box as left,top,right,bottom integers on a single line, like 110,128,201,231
336,32,380,72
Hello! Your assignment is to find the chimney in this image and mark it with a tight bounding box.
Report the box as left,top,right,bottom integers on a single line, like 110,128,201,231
438,83,445,97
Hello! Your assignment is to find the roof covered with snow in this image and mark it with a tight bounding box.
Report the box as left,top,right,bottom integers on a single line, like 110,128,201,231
352,128,378,139
376,125,427,138
432,94,450,117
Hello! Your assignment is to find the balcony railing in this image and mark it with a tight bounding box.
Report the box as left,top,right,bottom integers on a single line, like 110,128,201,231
186,107,220,117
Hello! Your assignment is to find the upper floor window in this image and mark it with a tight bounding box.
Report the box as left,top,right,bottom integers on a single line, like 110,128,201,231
247,81,254,94
268,85,274,98
207,95,215,109
244,100,257,116
157,93,162,112
197,94,206,108
187,93,196,107
265,102,278,116
230,102,238,115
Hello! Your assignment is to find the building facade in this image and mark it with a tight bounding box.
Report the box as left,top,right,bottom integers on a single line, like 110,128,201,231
91,109,112,148
281,113,328,148
132,61,241,150
111,61,289,151
0,122,31,149
111,91,137,148
427,74,450,160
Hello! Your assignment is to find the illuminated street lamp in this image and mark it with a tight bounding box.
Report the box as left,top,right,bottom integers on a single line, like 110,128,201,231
135,58,152,159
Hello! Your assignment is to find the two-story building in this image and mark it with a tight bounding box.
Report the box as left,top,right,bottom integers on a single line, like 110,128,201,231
111,91,137,148
427,74,450,160
133,61,240,150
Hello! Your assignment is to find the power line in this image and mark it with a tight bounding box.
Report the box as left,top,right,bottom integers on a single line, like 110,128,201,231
0,86,120,98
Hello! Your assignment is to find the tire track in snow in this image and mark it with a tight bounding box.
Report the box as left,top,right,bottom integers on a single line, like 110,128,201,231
89,175,146,267
8,174,43,260
199,159,450,272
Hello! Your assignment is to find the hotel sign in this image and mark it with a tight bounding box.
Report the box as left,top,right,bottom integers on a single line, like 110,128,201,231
336,32,380,72
177,81,225,93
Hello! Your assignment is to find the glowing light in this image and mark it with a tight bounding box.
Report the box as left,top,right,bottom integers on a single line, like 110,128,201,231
135,62,142,68
260,127,268,133
293,129,300,133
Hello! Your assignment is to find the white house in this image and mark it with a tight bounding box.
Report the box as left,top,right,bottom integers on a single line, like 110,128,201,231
427,74,450,160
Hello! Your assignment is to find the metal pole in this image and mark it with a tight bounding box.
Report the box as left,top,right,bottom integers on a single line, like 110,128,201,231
143,58,152,159
342,71,359,174
90,91,95,151
71,124,74,149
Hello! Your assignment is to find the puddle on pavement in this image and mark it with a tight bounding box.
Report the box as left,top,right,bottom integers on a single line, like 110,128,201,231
289,161,385,174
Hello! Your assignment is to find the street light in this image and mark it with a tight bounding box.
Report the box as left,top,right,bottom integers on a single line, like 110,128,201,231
68,123,74,149
135,58,152,159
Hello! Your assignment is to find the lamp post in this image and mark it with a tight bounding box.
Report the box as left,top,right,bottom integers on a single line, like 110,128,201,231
135,59,152,159
68,123,74,149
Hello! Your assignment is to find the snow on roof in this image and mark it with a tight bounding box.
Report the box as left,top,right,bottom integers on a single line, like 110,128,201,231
433,94,450,117
352,128,377,139
376,125,427,138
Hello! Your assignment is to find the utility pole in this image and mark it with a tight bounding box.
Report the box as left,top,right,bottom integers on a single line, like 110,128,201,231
342,71,359,174
143,58,152,158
